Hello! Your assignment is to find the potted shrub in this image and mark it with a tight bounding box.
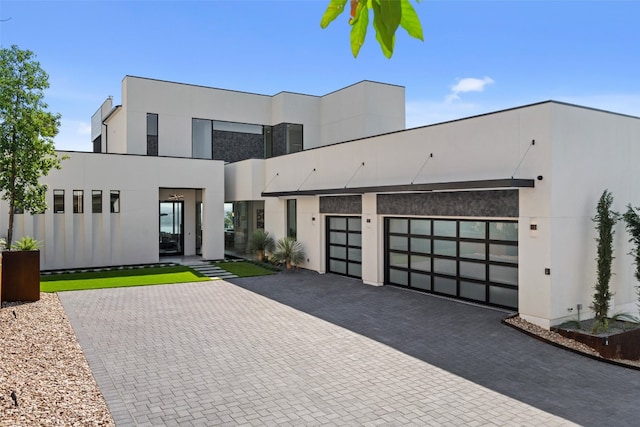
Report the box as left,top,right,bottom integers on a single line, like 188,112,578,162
272,237,305,270
248,229,275,262
1,236,41,302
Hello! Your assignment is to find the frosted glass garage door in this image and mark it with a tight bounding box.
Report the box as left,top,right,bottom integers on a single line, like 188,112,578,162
385,218,518,310
327,216,362,279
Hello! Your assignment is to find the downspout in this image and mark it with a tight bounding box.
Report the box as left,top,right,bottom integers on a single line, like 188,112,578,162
101,104,122,153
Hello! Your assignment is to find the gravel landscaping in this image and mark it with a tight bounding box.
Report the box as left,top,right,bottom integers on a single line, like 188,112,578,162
1,293,114,426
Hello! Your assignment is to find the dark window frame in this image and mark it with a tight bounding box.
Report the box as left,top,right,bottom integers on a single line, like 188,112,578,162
147,113,158,156
92,190,102,213
53,189,65,214
110,190,120,213
286,199,297,239
73,190,84,214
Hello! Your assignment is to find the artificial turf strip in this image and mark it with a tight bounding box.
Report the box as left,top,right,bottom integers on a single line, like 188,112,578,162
212,261,275,277
40,266,210,292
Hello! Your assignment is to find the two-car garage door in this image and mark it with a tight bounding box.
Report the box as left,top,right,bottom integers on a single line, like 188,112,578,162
384,217,519,310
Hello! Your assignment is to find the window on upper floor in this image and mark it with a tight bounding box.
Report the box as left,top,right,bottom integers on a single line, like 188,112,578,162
110,190,120,213
93,135,102,153
73,190,84,214
147,113,158,156
286,123,303,154
54,190,65,213
192,118,212,159
92,190,102,213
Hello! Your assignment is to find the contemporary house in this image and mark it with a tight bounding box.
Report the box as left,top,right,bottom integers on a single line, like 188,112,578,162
3,75,640,329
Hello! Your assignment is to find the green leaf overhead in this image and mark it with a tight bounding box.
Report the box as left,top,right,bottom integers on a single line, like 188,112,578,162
400,0,424,40
321,0,423,58
321,0,348,28
349,1,369,57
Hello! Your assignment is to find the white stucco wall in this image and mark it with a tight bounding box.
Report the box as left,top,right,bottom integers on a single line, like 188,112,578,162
319,81,405,148
105,77,406,158
224,159,266,202
544,105,640,327
3,152,225,270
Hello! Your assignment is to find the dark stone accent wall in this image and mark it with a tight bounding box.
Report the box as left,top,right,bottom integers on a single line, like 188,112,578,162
320,195,362,214
377,190,519,217
271,123,288,158
212,130,263,163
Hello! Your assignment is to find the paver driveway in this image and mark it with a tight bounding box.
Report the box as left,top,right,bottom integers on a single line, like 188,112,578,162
59,270,640,426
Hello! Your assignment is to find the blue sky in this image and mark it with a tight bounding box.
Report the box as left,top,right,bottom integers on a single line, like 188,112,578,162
1,0,639,152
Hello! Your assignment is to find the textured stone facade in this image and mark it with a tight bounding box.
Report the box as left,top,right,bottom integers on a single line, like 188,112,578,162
377,190,519,217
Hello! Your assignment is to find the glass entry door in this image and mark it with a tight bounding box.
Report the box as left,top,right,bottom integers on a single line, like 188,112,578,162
160,201,184,256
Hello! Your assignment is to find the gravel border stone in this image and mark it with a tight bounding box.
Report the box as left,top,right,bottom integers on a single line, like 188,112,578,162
1,293,114,426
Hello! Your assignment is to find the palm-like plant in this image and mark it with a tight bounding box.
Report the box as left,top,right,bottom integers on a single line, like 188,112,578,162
248,229,275,262
272,237,305,269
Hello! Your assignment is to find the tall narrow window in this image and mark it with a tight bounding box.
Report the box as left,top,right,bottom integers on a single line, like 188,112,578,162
147,113,158,156
53,190,65,213
92,190,102,213
286,123,303,154
110,190,120,213
287,199,297,239
73,190,84,213
192,118,212,159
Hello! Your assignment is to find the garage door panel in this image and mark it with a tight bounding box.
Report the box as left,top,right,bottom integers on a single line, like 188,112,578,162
385,217,518,310
327,216,362,279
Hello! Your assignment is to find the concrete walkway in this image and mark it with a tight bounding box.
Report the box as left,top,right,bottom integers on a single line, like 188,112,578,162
59,270,640,426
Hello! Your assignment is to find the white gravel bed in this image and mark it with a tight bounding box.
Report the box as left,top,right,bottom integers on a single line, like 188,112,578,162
1,293,114,426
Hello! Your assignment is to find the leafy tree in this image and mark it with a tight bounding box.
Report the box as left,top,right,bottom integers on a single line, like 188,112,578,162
0,45,63,248
591,189,619,332
321,0,424,58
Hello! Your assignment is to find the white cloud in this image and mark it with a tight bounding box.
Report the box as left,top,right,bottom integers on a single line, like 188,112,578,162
447,76,495,103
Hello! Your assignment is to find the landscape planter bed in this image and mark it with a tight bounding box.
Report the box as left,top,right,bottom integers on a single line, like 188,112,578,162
552,323,640,361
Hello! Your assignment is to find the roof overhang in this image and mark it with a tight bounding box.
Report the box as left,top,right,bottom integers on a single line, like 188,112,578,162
261,178,535,197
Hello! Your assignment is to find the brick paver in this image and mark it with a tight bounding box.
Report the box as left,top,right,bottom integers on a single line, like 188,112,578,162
59,271,639,426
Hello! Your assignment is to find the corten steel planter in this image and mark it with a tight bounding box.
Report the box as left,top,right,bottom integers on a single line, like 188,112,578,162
1,250,40,302
553,325,640,361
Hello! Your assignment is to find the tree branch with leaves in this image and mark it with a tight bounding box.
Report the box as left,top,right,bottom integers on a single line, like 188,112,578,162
321,0,424,58
0,45,64,248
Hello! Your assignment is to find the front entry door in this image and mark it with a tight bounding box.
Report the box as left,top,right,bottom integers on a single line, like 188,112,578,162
159,201,184,256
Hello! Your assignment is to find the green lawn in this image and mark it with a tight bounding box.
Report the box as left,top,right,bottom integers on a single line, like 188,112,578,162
212,261,276,277
40,266,210,292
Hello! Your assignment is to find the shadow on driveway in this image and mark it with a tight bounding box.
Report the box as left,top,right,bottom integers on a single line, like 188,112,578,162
229,269,640,427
